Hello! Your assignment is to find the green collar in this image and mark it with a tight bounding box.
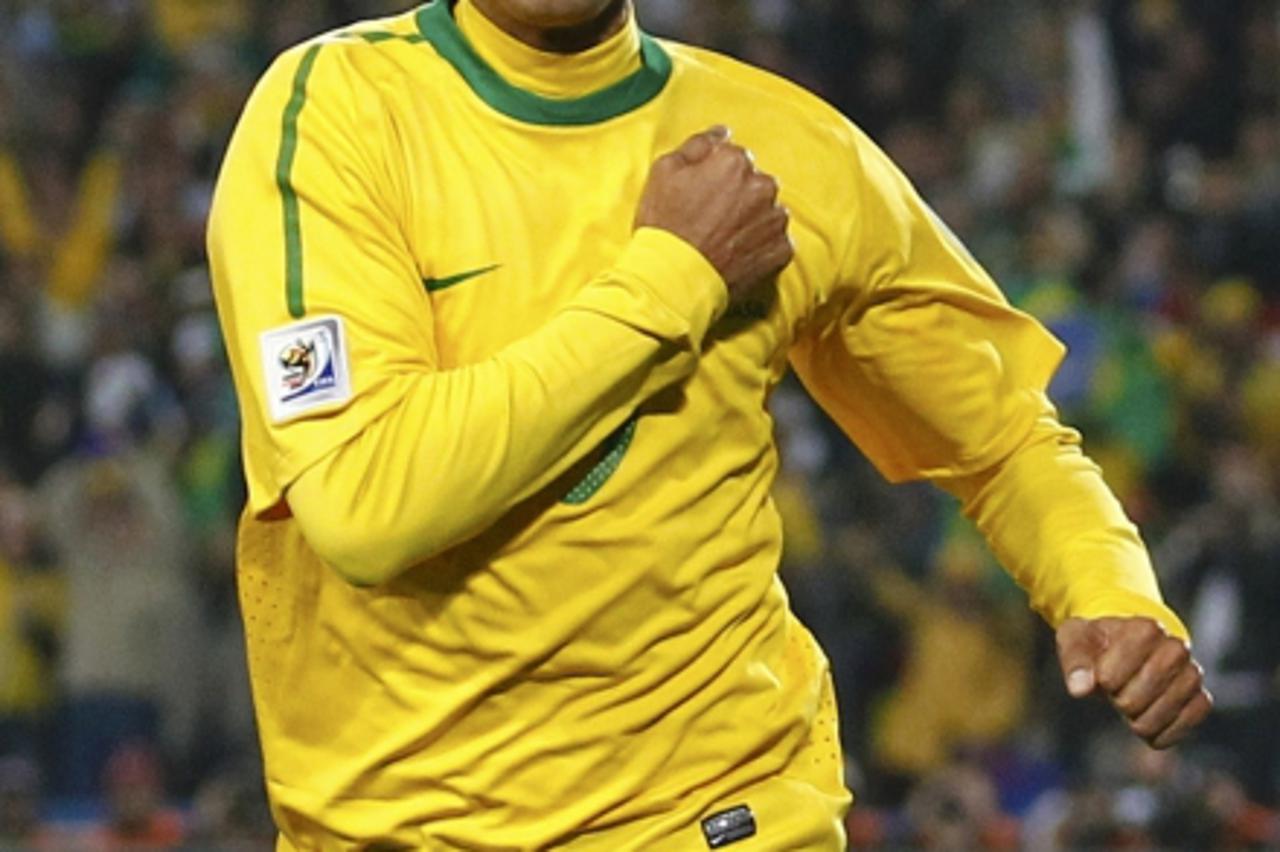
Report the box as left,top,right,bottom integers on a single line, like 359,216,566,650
415,0,672,126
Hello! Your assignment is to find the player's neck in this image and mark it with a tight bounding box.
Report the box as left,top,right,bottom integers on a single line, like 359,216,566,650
454,0,643,100
468,0,630,54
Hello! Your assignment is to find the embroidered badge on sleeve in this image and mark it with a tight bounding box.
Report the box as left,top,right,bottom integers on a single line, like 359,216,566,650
260,315,352,424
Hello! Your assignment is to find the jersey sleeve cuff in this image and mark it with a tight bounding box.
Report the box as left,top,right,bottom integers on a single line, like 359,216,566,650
590,227,728,348
1068,592,1191,644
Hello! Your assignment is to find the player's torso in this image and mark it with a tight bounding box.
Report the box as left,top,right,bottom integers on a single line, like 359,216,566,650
413,113,790,513
366,17,847,541
245,11,850,846
359,32,859,687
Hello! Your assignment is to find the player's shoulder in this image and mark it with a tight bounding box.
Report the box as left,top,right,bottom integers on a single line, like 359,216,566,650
662,40,864,154
254,8,435,105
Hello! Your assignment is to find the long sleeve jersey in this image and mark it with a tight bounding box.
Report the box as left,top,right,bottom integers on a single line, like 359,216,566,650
207,2,1187,848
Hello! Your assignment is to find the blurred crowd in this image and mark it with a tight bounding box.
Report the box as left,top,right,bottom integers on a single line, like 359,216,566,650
0,0,1276,848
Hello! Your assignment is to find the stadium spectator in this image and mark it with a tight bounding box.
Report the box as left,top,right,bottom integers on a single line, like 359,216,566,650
81,742,185,851
868,533,1030,790
37,454,198,797
903,762,1019,850
184,766,277,850
0,755,60,850
0,478,61,764
1157,441,1280,805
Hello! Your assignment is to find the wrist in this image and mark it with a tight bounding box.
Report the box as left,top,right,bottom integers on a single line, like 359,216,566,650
1068,592,1191,644
617,227,728,343
572,227,728,350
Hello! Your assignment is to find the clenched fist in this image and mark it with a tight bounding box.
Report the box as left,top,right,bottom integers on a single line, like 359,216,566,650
635,126,793,304
1057,617,1213,749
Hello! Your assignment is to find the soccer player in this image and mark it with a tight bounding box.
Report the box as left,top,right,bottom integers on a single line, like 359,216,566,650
207,0,1212,848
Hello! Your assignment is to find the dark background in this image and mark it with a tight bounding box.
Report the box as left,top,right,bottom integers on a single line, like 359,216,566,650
0,0,1277,848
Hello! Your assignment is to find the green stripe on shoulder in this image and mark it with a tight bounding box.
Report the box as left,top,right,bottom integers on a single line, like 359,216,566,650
349,30,427,45
276,43,323,319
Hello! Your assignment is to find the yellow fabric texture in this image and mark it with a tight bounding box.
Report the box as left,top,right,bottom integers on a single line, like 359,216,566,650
282,226,727,585
208,0,1186,847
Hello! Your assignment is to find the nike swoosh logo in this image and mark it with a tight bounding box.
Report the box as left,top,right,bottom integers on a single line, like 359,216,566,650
423,264,501,293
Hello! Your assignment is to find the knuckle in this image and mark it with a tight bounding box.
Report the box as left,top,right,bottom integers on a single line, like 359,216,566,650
749,178,778,204
1137,619,1162,640
704,143,730,163
1131,717,1160,740
721,154,749,178
1097,670,1122,694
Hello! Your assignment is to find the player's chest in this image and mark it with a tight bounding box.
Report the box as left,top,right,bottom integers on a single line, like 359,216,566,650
396,119,795,378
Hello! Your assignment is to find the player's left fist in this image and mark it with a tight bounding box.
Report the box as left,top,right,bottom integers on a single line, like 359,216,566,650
1056,617,1212,749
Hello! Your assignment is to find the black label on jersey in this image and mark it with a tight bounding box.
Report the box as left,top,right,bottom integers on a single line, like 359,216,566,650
701,804,757,848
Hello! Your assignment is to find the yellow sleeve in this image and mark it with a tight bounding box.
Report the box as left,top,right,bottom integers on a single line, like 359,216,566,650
288,229,724,585
209,42,725,585
942,416,1187,639
789,124,1186,639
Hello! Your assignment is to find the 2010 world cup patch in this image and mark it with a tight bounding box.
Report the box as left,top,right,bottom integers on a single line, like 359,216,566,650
701,804,757,848
260,315,352,423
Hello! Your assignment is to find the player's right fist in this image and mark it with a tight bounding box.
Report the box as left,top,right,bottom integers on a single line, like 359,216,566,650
635,126,793,303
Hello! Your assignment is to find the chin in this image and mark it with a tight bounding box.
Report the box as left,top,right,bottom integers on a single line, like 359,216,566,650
504,0,620,28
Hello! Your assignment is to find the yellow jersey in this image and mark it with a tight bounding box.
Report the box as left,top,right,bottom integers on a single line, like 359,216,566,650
208,2,1187,848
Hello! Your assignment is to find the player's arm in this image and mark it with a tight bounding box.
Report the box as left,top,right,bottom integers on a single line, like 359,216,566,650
285,133,786,588
789,123,1210,748
944,417,1211,747
209,45,788,586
